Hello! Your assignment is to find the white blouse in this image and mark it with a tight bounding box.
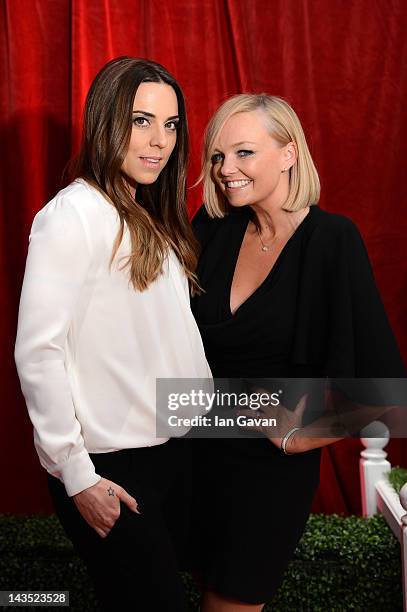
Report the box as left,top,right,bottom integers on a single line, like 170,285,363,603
15,179,211,497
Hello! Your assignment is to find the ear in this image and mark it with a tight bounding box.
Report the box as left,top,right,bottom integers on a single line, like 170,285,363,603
282,141,297,171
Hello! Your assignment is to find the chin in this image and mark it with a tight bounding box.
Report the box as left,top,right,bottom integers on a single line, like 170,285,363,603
138,178,159,184
227,198,250,209
135,173,161,184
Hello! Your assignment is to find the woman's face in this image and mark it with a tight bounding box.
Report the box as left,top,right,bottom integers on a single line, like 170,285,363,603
210,110,295,209
121,82,179,191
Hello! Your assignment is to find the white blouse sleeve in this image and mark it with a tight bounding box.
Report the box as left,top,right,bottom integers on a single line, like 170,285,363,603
15,195,101,497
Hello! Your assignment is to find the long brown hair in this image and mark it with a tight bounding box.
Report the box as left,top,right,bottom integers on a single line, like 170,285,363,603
68,56,200,292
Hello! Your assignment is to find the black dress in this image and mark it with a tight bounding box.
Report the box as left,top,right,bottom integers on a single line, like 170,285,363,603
187,203,405,604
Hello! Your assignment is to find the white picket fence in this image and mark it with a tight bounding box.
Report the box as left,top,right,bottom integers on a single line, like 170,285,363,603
360,421,407,611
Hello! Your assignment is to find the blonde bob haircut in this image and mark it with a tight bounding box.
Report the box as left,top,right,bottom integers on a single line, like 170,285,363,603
198,94,320,217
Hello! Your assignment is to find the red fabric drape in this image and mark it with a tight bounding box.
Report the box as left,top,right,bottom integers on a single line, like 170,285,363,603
1,0,406,514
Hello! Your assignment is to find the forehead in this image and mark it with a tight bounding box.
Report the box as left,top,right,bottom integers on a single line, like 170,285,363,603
133,82,178,115
215,110,270,148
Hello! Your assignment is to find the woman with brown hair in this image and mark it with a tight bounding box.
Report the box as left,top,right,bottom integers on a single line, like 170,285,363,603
15,56,210,611
189,93,405,612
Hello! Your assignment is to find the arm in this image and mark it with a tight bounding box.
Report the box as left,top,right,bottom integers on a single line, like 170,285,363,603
285,394,398,454
15,195,100,497
238,389,400,454
239,216,406,452
326,217,405,377
15,194,139,535
291,216,406,449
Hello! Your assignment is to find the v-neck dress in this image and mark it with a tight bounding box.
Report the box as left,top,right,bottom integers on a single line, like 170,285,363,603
193,205,313,378
187,203,405,604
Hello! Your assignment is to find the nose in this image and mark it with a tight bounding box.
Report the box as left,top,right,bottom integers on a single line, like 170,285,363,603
219,155,238,177
150,124,168,149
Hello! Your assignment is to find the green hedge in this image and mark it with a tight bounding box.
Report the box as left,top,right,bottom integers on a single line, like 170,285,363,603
388,466,407,494
0,513,402,611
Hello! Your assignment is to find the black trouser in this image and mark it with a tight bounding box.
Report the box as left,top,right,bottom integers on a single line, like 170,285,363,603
47,439,190,612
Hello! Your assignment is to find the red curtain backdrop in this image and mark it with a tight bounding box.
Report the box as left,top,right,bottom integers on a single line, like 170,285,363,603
1,0,406,515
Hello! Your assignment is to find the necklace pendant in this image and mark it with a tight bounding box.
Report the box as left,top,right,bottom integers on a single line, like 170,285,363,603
261,245,269,252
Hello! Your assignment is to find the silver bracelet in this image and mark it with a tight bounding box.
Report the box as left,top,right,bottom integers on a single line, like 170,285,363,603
280,427,301,455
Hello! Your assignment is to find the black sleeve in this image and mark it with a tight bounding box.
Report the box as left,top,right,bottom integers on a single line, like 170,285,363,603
327,219,405,377
291,214,405,378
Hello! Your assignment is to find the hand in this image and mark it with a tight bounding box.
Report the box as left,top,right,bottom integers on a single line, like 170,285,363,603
73,477,140,538
237,393,307,453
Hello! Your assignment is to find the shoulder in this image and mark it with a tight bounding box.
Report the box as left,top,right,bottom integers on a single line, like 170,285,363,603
191,204,223,247
192,203,249,247
302,206,373,280
31,180,116,254
36,179,113,222
33,180,116,236
305,205,366,252
192,203,222,231
308,205,360,236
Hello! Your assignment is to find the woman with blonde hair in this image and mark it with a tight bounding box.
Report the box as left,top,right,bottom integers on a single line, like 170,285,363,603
189,94,404,611
15,56,210,611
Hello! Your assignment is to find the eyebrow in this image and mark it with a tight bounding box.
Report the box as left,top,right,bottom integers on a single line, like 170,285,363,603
132,110,180,121
213,140,256,151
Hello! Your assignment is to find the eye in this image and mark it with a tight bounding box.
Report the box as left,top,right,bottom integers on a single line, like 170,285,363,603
165,120,179,131
237,149,254,158
133,116,150,128
210,152,224,164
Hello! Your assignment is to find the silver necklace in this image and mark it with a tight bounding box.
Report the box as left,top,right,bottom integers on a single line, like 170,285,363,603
254,208,309,253
256,226,270,252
